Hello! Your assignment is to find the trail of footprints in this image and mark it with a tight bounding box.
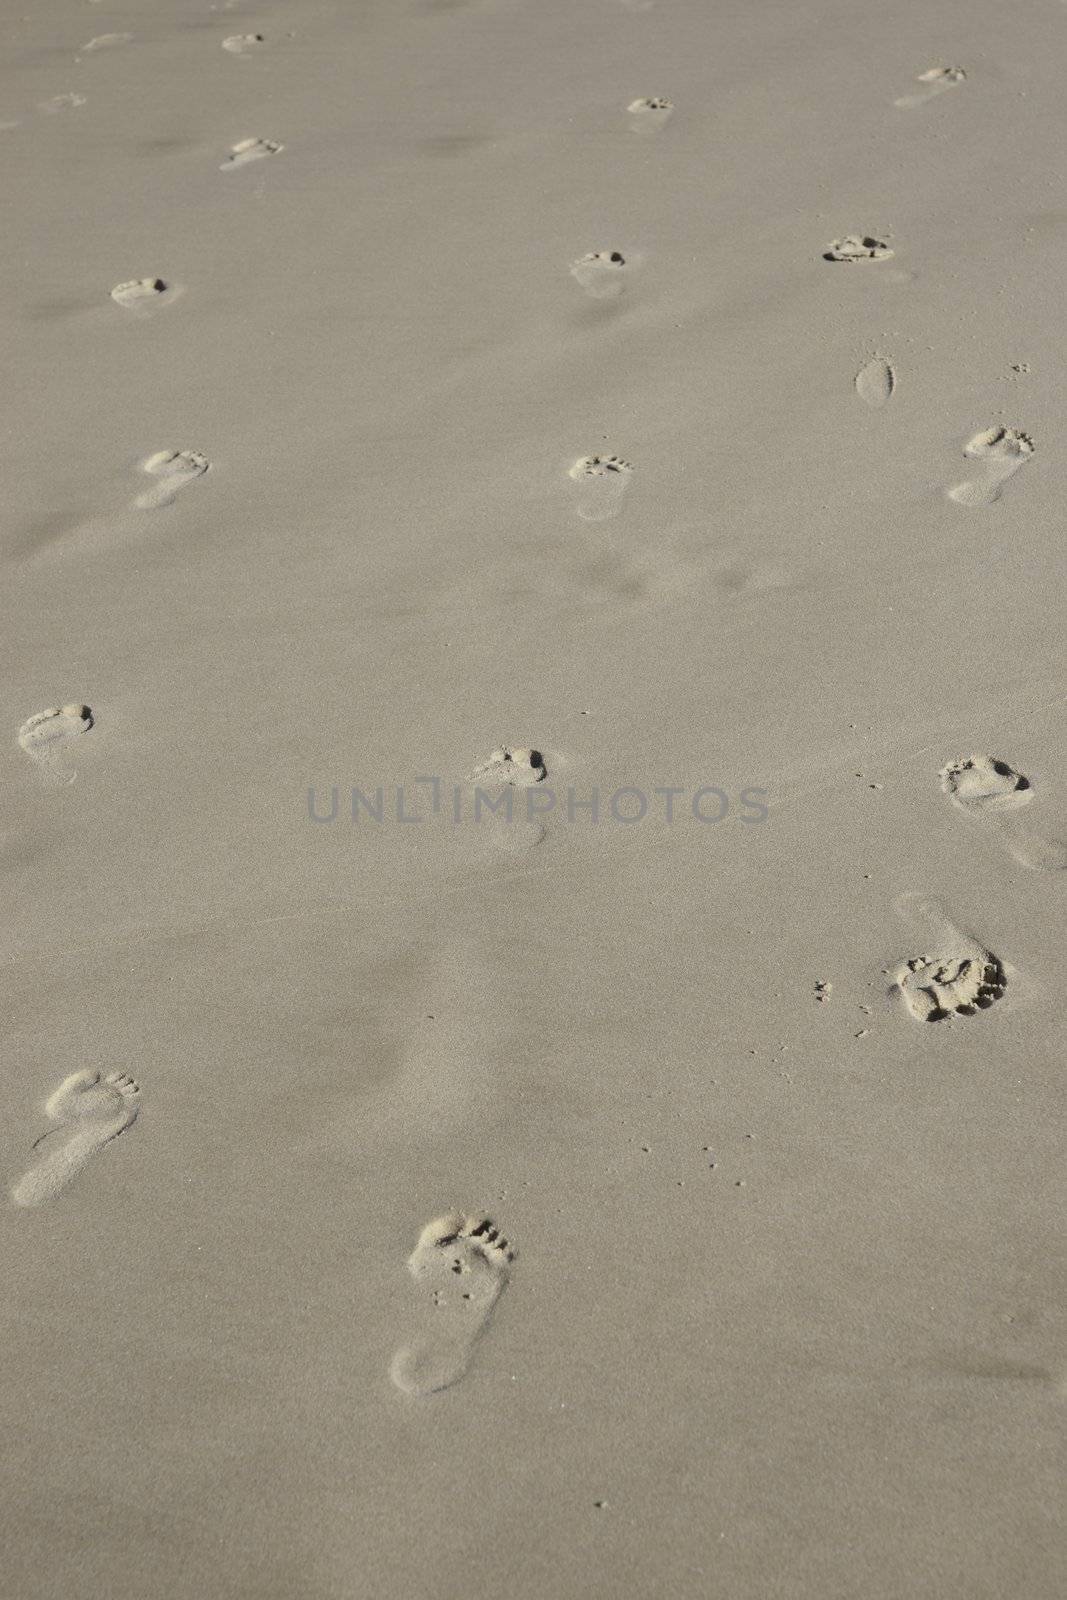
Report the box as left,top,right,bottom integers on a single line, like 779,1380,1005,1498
8,26,1057,1408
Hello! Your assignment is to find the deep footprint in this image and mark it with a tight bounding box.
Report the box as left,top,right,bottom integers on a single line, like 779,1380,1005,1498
942,755,1032,815
569,454,633,522
947,427,1034,508
391,1213,515,1395
824,235,894,262
472,746,547,789
11,1071,141,1208
893,898,1007,1022
135,449,209,510
895,66,965,110
220,137,283,170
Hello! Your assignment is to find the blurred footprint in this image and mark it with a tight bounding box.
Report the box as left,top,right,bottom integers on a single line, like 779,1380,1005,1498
134,450,209,510
220,137,283,170
570,250,637,299
222,34,265,54
82,33,132,52
895,67,965,110
627,96,673,132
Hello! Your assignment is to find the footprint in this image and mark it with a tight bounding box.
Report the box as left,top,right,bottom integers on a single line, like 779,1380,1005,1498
855,356,895,409
942,755,1032,816
222,34,265,53
895,66,965,110
18,705,93,783
471,746,547,788
569,455,632,522
39,93,86,114
627,96,673,132
942,755,1067,872
82,33,133,52
390,1213,515,1396
220,137,283,171
824,235,894,263
11,1072,141,1208
134,450,209,510
110,277,172,312
947,428,1034,508
893,898,1007,1022
570,251,632,300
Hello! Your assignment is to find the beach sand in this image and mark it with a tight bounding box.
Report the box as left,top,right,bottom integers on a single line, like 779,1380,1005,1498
2,1,1065,1595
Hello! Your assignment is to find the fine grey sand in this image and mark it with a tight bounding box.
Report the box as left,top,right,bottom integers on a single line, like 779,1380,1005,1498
2,1,1066,1597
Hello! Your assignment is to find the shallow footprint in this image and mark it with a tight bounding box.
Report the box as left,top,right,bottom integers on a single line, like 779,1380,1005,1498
942,754,1066,872
569,454,632,522
82,33,133,52
11,1071,141,1208
895,66,965,110
135,449,209,510
824,235,894,262
39,93,86,114
627,96,673,132
893,897,1007,1022
18,704,93,785
220,137,283,170
855,356,895,408
947,427,1034,508
570,250,632,299
390,1213,515,1395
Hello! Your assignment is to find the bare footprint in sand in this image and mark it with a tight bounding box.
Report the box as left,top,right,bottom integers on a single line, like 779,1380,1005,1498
465,747,549,850
855,356,895,408
628,96,673,132
39,93,86,114
472,745,547,788
18,704,93,784
222,34,266,54
824,235,894,263
135,449,209,509
570,251,634,300
11,1071,141,1208
82,33,133,52
569,455,632,522
110,277,174,312
947,428,1034,508
895,66,965,110
391,1214,515,1395
941,755,1067,872
892,896,1007,1022
220,137,283,170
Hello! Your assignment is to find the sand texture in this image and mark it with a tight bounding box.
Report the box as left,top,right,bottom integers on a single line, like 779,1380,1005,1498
2,1,1066,1596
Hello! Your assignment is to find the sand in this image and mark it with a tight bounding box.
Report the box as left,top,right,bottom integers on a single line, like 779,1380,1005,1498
2,0,1066,1595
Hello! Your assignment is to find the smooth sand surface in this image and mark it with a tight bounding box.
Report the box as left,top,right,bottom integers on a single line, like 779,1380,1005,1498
2,1,1066,1596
